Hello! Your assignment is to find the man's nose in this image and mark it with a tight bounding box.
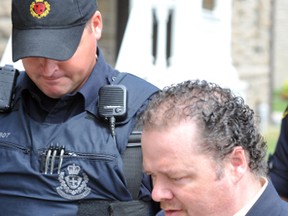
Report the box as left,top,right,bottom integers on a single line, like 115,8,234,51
151,177,173,202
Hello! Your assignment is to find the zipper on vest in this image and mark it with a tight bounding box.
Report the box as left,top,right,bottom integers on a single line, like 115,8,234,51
0,141,30,154
41,144,116,175
66,152,116,161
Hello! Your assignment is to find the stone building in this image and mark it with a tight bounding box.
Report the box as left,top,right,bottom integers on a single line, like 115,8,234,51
231,0,272,125
231,0,288,124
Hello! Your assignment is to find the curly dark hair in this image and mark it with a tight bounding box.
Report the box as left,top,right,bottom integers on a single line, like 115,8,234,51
139,80,267,177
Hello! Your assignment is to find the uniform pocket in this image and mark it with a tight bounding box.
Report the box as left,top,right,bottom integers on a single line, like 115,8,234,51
39,147,129,201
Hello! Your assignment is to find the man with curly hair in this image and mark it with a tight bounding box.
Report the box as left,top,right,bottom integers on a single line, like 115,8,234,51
139,80,288,216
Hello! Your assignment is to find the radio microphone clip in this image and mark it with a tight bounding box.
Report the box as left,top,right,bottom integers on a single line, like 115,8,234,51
98,84,127,140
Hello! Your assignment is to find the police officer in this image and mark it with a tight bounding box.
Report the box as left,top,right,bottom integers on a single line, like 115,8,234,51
0,0,159,215
269,107,288,202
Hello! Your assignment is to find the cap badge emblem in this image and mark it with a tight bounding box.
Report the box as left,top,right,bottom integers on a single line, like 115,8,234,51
30,0,50,19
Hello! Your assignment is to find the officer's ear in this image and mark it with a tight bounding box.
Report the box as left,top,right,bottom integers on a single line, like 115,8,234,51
90,11,103,39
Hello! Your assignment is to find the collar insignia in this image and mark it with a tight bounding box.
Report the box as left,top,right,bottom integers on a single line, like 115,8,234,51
30,0,50,19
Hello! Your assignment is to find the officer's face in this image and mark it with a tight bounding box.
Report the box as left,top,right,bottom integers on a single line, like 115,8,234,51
22,12,102,99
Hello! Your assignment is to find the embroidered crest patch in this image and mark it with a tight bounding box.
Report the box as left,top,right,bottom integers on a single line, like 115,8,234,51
56,164,91,200
30,0,50,19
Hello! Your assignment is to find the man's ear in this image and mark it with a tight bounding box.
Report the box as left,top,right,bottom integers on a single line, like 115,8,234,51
228,146,248,182
91,11,103,39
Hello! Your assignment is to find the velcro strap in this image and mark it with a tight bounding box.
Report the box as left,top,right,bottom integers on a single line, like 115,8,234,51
77,200,151,216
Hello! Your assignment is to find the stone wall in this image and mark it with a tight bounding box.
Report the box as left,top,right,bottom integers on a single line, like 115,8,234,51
0,0,12,61
273,0,288,89
97,0,117,65
231,0,272,117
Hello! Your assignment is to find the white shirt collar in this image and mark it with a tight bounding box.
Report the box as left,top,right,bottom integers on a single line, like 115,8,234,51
233,177,268,216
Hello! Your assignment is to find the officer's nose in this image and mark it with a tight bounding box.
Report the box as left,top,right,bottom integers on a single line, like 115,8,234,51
42,58,59,78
